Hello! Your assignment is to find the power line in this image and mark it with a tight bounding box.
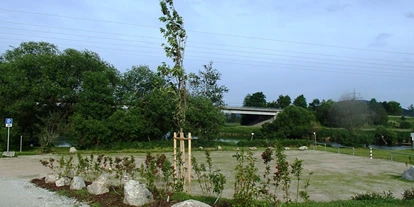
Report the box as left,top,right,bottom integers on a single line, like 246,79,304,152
1,40,413,79
1,20,413,64
1,34,413,76
1,8,414,55
1,29,413,72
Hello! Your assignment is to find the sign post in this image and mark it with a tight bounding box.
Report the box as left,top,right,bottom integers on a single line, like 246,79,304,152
5,118,12,152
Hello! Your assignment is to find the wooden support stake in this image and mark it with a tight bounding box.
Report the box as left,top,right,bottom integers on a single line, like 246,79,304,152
173,132,177,181
188,132,192,194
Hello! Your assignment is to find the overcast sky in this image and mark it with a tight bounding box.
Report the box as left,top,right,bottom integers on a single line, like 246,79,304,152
1,0,414,108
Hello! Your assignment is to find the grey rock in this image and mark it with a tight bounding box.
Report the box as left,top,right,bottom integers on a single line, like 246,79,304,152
402,166,414,181
45,174,58,184
69,147,77,153
123,180,153,206
172,199,211,207
87,175,109,195
70,176,86,190
56,177,71,187
299,146,308,151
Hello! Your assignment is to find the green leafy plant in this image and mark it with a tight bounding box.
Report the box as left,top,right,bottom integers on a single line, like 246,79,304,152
403,187,414,200
233,150,260,207
352,191,394,200
192,150,226,196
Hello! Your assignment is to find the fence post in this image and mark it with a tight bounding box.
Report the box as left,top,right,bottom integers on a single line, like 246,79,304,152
352,147,354,156
370,148,373,159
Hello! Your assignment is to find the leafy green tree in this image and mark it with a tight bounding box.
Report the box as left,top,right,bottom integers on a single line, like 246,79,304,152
243,92,267,107
382,101,403,116
408,104,414,116
308,99,320,112
316,99,335,126
262,105,316,139
241,92,267,125
189,61,229,107
266,101,279,108
118,65,161,106
185,96,225,140
158,0,188,133
277,95,291,109
368,98,388,126
293,94,307,109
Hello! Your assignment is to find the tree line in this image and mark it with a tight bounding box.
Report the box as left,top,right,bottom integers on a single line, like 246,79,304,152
0,41,228,150
239,91,413,146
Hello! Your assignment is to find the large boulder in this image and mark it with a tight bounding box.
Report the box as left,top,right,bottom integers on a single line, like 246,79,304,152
70,176,86,190
45,174,58,184
299,146,308,151
87,175,109,195
172,199,211,207
55,177,71,187
123,180,153,206
402,166,414,181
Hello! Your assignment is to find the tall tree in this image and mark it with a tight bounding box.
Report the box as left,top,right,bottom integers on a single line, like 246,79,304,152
158,0,188,133
277,95,291,109
243,92,267,107
293,94,307,108
188,61,229,107
382,101,403,116
308,99,320,112
368,98,388,125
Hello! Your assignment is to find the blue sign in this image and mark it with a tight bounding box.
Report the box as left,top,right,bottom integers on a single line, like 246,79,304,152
5,118,12,127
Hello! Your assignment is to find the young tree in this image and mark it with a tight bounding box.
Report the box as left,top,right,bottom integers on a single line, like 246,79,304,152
188,61,229,107
158,0,188,133
243,92,267,107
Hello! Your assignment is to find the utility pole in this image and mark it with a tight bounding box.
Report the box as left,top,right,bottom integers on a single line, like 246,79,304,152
348,89,361,100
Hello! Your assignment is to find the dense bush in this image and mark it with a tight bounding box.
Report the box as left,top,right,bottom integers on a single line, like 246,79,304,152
400,121,412,129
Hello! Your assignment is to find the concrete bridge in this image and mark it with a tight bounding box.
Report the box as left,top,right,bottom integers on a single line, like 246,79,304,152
221,106,282,125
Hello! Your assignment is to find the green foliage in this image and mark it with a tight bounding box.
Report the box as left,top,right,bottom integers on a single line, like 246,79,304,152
237,139,312,148
293,94,307,109
188,61,229,107
375,126,397,146
186,96,225,140
277,95,291,109
368,98,389,126
139,153,173,196
382,101,403,116
352,191,394,200
233,150,261,207
402,187,414,200
37,111,67,153
400,121,412,129
191,150,226,196
329,99,370,133
262,105,317,139
158,0,188,132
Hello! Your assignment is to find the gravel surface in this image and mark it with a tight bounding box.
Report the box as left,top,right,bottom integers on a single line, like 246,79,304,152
0,155,89,207
0,178,89,207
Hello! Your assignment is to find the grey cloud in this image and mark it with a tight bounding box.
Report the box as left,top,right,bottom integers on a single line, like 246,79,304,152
406,12,414,18
376,33,393,40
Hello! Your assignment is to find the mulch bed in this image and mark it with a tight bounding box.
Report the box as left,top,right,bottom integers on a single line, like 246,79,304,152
31,178,233,207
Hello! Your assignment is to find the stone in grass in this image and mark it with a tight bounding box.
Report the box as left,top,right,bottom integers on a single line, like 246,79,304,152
55,177,71,187
123,180,153,206
172,199,212,207
402,166,414,181
87,175,109,195
45,174,58,184
70,176,86,190
299,146,308,151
